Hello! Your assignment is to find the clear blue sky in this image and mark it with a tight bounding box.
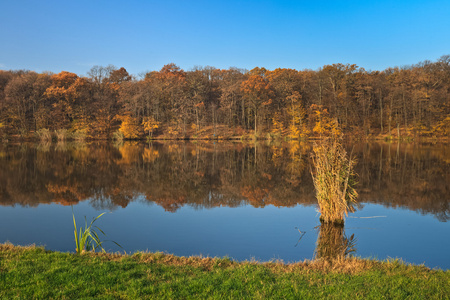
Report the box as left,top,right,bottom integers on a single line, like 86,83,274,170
1,0,449,76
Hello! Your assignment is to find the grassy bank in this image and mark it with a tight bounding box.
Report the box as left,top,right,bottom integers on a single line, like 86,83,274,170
1,244,449,299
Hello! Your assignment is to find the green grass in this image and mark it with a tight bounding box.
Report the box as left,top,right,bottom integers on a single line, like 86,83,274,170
1,243,449,299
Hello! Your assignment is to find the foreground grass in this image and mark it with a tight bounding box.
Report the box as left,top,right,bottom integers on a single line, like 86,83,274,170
1,244,449,299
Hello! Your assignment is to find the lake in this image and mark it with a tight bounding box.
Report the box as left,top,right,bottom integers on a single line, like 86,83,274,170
0,141,449,269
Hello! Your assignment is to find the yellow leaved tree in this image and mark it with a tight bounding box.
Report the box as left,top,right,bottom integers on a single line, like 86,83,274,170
117,114,140,139
431,115,450,136
286,92,309,139
142,116,160,139
310,104,341,137
271,112,284,136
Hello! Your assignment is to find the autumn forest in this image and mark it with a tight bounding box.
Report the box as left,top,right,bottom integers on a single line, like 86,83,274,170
1,55,449,140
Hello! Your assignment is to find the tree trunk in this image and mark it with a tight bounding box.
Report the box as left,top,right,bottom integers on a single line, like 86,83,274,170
379,88,383,133
254,109,257,135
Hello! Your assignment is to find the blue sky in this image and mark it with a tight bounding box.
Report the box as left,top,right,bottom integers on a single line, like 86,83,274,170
1,0,449,75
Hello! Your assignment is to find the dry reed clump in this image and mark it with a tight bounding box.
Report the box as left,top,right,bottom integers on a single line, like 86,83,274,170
262,257,376,275
0,243,41,260
310,137,358,224
0,242,38,252
71,129,88,141
55,129,69,141
35,128,52,141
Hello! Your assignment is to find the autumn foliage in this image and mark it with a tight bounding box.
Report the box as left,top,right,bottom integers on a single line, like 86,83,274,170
0,56,449,140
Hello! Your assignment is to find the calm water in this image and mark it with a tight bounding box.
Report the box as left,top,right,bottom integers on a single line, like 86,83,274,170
0,141,449,269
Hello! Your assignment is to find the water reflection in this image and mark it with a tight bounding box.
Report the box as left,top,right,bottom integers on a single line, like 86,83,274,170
0,141,448,221
314,223,357,260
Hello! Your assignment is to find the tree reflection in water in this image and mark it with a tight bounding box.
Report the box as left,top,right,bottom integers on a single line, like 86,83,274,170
0,141,448,222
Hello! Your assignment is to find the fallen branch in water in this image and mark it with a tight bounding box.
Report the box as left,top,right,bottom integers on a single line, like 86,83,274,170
348,216,387,219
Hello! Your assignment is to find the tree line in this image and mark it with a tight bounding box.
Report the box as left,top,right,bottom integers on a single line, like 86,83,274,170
1,55,449,140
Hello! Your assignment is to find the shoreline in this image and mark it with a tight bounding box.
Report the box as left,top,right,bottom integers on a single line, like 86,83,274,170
2,134,449,143
1,243,449,298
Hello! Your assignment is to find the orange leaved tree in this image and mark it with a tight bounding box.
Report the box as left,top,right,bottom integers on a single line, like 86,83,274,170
241,74,273,135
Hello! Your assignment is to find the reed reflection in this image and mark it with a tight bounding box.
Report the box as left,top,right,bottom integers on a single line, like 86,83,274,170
314,223,357,260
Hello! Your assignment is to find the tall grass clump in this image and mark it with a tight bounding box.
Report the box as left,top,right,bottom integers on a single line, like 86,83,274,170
72,208,120,254
71,129,88,141
35,128,52,141
310,136,358,224
112,130,124,141
55,129,69,141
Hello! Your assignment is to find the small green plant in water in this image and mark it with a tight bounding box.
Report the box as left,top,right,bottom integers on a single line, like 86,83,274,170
310,136,358,224
72,208,120,254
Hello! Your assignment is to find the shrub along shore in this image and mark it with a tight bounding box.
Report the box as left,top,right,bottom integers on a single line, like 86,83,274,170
1,243,449,299
3,123,450,143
